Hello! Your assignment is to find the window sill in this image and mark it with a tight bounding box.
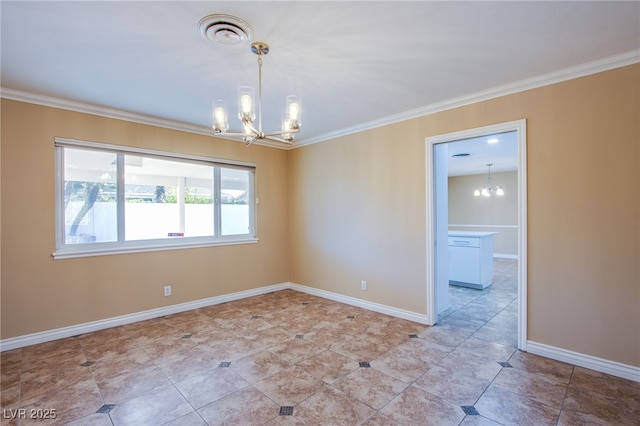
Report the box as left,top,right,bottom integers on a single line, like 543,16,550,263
52,237,259,260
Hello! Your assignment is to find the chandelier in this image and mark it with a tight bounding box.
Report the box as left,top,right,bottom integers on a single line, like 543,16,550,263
474,163,504,197
211,41,301,146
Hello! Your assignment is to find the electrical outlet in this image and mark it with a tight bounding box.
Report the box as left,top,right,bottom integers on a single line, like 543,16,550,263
361,280,367,291
164,285,172,297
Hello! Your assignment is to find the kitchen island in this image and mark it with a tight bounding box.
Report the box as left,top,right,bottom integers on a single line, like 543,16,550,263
448,231,498,289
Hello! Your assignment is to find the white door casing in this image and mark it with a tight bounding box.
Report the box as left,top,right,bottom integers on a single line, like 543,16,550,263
425,119,528,350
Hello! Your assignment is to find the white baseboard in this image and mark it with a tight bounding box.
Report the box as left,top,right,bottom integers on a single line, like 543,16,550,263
493,253,518,260
0,282,429,351
0,283,289,352
288,282,431,325
527,341,640,383
3,283,638,385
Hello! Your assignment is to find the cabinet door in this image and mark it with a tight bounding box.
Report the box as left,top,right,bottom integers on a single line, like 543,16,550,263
449,245,480,284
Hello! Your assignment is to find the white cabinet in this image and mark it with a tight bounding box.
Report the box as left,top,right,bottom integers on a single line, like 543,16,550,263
448,231,497,289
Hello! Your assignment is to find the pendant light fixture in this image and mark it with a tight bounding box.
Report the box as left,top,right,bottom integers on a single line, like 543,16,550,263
474,163,504,197
211,41,301,146
199,14,301,146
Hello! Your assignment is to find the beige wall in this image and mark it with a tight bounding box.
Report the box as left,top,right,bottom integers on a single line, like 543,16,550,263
449,172,518,256
289,64,640,367
2,65,638,368
1,100,290,339
288,126,428,314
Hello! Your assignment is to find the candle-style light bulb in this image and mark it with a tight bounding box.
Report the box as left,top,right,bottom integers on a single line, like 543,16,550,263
285,95,301,130
212,100,228,133
281,114,293,142
238,86,255,122
240,96,252,114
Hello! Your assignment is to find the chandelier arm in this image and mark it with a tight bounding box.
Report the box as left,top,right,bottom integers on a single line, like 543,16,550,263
215,130,250,137
242,121,261,137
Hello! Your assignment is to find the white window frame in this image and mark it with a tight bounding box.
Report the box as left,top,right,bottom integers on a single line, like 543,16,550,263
53,137,257,259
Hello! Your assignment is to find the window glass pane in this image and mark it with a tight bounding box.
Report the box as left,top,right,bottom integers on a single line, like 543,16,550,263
184,173,214,238
56,139,256,258
221,167,251,235
63,148,117,244
124,156,214,240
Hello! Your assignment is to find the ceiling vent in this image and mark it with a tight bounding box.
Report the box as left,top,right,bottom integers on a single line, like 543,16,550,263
198,14,253,47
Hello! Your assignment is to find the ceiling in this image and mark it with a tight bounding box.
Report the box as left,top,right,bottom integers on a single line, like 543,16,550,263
446,131,518,177
1,1,639,174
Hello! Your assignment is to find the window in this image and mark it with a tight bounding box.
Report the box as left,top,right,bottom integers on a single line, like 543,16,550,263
54,138,256,259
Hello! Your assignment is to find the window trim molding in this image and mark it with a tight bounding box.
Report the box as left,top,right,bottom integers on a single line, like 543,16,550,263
53,137,257,260
54,137,257,169
52,236,259,260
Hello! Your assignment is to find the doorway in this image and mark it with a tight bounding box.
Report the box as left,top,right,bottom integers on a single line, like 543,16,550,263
425,120,527,350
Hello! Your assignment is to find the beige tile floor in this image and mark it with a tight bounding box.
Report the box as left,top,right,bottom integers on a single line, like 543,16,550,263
1,259,639,425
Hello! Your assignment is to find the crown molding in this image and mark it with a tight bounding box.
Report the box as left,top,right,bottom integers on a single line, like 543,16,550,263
2,49,638,151
0,89,287,149
0,88,216,136
293,49,640,148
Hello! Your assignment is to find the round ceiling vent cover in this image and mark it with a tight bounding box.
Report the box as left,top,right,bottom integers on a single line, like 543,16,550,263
198,14,253,46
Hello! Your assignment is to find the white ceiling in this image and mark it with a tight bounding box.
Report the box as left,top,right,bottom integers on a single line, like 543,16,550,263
1,1,639,174
446,130,518,176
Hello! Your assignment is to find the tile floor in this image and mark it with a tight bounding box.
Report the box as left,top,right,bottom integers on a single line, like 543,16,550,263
1,259,639,425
